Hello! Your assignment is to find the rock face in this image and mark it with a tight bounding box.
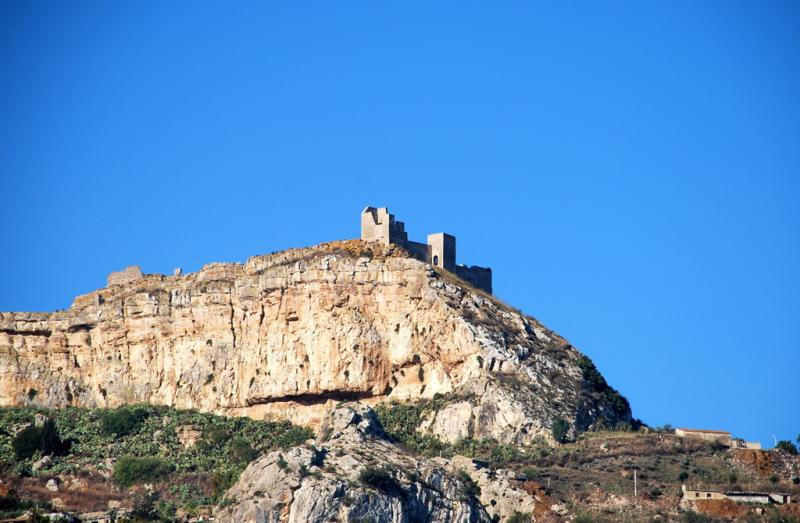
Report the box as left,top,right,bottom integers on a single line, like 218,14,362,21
0,240,632,442
216,403,494,523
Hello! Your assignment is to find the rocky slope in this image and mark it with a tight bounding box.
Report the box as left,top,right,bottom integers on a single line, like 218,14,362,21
216,403,558,523
0,240,632,444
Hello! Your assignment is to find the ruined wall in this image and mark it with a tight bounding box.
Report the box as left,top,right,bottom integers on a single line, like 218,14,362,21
456,265,493,294
405,240,430,262
361,207,407,246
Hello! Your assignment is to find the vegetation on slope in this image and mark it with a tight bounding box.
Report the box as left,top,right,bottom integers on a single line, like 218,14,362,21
0,405,312,520
375,400,800,522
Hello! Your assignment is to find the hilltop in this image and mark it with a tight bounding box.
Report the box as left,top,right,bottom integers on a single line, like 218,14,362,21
3,238,796,521
0,239,632,445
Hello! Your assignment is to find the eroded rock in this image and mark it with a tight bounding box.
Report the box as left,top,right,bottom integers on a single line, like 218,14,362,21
215,404,493,523
0,240,632,443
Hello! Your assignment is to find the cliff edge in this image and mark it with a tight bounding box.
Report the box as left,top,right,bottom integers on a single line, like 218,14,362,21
0,240,632,443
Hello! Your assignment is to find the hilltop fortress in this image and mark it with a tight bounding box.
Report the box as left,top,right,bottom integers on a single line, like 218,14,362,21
361,206,492,294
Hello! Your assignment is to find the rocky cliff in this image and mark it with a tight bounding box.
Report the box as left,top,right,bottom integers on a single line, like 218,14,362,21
0,240,632,443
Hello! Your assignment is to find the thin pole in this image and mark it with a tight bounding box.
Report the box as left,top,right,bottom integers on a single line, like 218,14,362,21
634,469,637,497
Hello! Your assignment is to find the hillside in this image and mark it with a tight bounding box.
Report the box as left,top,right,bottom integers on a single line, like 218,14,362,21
6,240,796,521
0,240,632,445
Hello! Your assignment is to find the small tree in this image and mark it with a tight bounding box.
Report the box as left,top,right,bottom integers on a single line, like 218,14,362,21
12,420,66,460
100,406,148,437
113,456,173,486
776,440,798,455
359,467,398,493
678,471,689,482
229,437,259,464
456,470,481,500
551,418,570,444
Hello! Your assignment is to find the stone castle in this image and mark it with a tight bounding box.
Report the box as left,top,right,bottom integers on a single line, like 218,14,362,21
361,206,492,294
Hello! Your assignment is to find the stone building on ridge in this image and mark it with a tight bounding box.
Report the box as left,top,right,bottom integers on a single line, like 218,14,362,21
361,206,492,294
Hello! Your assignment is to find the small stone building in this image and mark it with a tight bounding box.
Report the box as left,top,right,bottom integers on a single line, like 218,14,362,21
675,428,732,446
681,485,791,505
361,206,492,294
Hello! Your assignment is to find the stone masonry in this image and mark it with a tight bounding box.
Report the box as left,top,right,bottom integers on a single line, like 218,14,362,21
360,206,492,293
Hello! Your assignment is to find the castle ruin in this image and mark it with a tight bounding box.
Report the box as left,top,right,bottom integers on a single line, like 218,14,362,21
361,206,492,294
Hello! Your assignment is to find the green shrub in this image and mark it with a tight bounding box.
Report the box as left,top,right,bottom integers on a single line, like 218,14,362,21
129,491,160,520
211,468,240,495
277,454,289,470
229,437,258,464
678,471,689,482
507,512,531,523
12,420,66,460
457,469,481,500
681,511,713,523
113,455,173,486
490,443,521,465
359,466,398,493
551,417,570,443
203,425,228,446
100,406,149,436
776,440,798,455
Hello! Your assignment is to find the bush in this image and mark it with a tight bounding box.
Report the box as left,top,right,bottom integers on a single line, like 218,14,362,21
130,491,160,520
12,420,67,460
359,466,398,493
507,512,531,523
552,418,570,444
681,511,713,523
769,475,779,484
211,468,240,495
678,471,689,482
776,440,798,455
457,469,481,500
100,406,149,437
229,437,258,464
113,456,173,486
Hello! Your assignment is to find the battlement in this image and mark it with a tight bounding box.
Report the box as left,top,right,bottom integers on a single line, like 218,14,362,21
361,206,492,294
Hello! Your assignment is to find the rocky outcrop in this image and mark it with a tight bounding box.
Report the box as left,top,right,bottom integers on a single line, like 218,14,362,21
216,403,495,523
0,240,632,442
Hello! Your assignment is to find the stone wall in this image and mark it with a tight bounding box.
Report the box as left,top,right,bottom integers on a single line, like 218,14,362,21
360,206,492,294
456,265,493,294
675,428,732,446
106,266,143,286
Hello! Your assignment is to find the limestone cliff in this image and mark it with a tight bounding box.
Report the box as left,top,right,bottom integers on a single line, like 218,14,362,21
0,240,632,443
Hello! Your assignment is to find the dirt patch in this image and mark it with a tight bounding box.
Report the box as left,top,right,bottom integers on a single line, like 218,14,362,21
733,449,777,478
7,473,129,512
694,498,749,518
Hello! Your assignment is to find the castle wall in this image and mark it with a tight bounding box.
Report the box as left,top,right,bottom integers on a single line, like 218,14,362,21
361,207,408,247
361,206,492,294
456,265,493,294
406,240,430,263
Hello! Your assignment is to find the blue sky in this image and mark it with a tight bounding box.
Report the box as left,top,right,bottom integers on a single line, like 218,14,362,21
2,1,798,446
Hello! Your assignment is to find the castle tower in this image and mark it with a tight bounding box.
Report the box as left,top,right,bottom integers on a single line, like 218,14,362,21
361,207,407,246
427,233,456,272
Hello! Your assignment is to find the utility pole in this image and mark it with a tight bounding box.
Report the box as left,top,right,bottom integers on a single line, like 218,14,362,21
634,469,638,497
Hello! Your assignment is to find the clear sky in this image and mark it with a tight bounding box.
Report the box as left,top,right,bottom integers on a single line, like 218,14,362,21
2,2,798,446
